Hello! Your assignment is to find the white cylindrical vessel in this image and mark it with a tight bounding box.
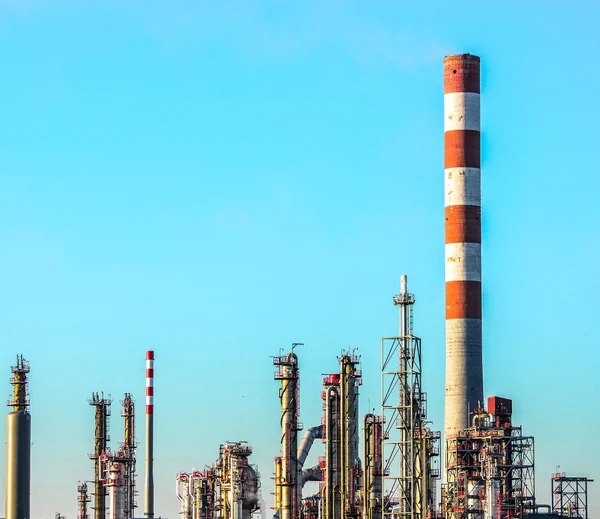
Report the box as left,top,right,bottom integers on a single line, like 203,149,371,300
467,480,483,519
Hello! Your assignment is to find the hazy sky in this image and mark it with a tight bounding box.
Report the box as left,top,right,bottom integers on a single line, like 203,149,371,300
0,1,598,518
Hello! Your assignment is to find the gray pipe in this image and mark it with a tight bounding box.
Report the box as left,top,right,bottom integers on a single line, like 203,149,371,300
298,425,324,468
301,465,322,485
296,425,324,508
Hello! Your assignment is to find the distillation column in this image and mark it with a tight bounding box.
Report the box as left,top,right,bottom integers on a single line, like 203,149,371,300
339,353,361,519
145,351,155,519
105,457,126,519
232,443,259,519
274,347,301,519
322,374,341,519
177,473,193,519
79,482,92,519
90,393,112,519
363,415,383,519
444,54,483,438
190,469,215,519
5,355,32,519
122,393,137,519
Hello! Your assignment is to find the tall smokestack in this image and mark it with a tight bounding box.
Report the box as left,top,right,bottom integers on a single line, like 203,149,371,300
145,350,155,518
5,355,31,519
443,54,483,438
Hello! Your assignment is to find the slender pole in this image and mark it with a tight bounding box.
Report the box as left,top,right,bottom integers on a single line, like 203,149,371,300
145,351,155,518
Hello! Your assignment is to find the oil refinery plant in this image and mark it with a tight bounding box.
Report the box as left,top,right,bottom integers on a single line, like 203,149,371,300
2,54,595,519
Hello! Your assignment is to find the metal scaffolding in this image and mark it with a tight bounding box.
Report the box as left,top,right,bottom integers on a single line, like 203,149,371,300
8,355,30,411
551,474,593,519
382,276,439,519
444,399,535,519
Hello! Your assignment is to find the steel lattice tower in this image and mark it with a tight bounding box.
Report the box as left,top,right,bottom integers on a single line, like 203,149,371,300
382,276,435,519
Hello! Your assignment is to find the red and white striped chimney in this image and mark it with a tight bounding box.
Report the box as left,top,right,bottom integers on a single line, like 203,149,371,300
443,54,483,439
146,352,154,416
144,350,155,518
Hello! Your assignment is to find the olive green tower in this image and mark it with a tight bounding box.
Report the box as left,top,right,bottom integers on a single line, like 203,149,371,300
5,355,31,519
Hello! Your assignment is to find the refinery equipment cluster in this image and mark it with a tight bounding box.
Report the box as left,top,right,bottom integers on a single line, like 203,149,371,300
175,442,260,519
2,54,595,519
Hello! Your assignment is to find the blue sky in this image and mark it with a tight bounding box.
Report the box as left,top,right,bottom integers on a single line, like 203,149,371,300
0,1,599,518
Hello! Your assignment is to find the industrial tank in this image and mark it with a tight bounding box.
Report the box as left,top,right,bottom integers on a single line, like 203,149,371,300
5,410,31,519
241,464,259,516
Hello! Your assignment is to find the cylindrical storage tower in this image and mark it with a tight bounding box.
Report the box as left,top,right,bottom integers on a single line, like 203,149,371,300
339,355,360,519
145,351,155,518
108,483,125,519
183,480,192,519
324,382,341,519
279,354,299,519
444,54,483,438
5,411,31,519
362,414,382,519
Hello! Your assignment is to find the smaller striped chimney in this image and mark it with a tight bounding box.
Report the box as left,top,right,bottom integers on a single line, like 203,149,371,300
144,351,155,518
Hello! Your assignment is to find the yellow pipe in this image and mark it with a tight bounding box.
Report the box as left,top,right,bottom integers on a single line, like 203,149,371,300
275,457,282,512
